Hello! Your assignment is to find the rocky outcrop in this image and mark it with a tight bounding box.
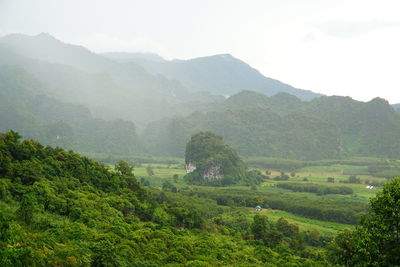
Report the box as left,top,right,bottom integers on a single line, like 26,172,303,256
202,164,223,180
185,162,197,174
186,161,223,180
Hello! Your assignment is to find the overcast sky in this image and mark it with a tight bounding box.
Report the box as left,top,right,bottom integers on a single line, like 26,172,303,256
1,0,400,103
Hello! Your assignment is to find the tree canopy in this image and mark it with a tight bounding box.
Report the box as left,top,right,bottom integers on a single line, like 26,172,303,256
329,177,400,266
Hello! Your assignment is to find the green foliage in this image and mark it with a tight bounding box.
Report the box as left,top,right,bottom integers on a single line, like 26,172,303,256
0,66,143,156
115,160,134,176
343,175,361,184
172,174,179,183
251,215,302,248
0,131,328,265
277,183,353,195
329,177,400,266
184,132,248,186
146,164,155,176
146,107,342,160
145,94,400,161
190,187,366,224
273,172,290,181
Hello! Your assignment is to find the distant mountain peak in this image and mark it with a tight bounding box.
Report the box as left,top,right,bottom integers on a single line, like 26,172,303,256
215,53,234,59
2,32,59,43
368,97,389,104
101,52,165,63
0,33,115,73
36,32,57,40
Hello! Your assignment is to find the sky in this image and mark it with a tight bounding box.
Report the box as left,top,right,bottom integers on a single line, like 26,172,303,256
1,0,400,103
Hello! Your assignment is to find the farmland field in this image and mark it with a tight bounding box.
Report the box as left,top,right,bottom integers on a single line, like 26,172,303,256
129,158,386,237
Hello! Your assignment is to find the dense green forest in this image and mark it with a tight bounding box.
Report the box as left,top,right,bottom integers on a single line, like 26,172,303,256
0,131,335,266
2,132,399,265
145,91,400,159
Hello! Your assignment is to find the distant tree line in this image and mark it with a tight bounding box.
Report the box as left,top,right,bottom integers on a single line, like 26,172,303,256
277,183,353,195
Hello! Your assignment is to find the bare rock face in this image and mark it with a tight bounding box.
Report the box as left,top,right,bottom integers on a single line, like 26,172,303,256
186,162,197,174
202,164,223,180
186,162,223,180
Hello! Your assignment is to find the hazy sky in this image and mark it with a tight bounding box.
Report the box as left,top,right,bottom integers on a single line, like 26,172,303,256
1,0,400,103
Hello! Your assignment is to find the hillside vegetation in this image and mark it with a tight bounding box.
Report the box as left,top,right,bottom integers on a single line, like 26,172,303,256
145,91,400,160
0,131,333,266
0,66,142,155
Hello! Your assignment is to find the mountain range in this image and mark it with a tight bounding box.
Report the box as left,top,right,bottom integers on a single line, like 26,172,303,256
1,33,400,160
144,91,400,159
103,52,322,100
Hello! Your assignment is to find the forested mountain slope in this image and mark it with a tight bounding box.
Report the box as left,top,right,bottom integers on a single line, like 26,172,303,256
299,96,400,158
0,34,222,127
144,92,400,159
0,66,142,155
144,106,341,159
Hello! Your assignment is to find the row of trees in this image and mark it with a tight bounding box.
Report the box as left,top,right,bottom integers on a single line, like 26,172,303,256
277,182,353,195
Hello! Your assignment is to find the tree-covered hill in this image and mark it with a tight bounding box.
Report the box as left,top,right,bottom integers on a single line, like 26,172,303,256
299,96,400,158
184,132,257,186
144,105,342,160
144,92,400,160
0,66,142,155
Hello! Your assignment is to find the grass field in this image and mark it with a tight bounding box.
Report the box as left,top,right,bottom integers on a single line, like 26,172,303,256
134,166,185,178
245,208,352,236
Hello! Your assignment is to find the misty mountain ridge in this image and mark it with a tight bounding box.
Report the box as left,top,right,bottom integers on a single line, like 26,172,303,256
0,65,143,155
0,33,224,128
1,33,400,160
102,52,166,63
103,51,322,101
0,33,324,128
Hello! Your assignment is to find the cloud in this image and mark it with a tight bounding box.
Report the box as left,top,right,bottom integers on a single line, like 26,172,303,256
311,20,400,38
